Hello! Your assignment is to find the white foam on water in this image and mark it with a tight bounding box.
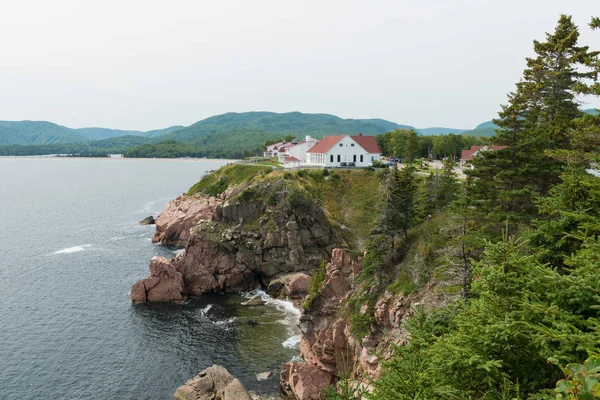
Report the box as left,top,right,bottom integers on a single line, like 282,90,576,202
290,355,304,363
109,236,126,241
242,290,302,346
53,244,92,255
200,304,213,315
282,335,301,349
213,317,236,325
172,249,185,256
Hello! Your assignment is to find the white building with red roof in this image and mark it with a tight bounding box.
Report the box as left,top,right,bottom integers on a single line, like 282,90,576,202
460,145,507,166
306,134,381,167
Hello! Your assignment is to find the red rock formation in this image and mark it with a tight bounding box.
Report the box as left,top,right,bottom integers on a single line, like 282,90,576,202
130,257,186,303
286,273,311,299
152,194,225,246
281,362,332,400
174,365,251,400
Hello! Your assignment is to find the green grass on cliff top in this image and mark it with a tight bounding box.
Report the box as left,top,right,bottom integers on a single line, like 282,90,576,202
188,165,385,249
187,164,272,196
279,168,385,249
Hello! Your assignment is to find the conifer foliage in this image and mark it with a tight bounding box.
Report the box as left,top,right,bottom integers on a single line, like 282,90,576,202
329,14,600,400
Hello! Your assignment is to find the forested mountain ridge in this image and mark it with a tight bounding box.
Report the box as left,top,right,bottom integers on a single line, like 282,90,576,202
0,121,87,145
0,120,184,145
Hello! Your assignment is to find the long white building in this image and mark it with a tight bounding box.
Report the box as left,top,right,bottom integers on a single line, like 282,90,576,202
306,134,381,167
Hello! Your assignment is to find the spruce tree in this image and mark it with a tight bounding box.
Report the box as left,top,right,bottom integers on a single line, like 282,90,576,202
469,15,597,232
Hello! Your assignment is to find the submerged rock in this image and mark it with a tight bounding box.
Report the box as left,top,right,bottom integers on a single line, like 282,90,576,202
174,365,251,400
139,215,155,225
256,371,274,381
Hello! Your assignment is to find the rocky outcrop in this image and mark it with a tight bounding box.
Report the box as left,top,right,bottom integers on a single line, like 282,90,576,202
281,362,332,400
132,180,341,302
281,249,363,399
130,256,186,303
281,247,454,399
266,272,311,299
174,365,251,400
139,215,155,225
152,194,226,246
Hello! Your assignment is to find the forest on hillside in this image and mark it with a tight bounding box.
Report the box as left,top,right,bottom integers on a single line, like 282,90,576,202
327,15,600,400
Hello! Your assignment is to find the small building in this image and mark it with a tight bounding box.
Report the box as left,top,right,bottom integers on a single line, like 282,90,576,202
460,145,507,166
285,136,319,163
264,136,319,162
283,156,301,169
306,134,381,167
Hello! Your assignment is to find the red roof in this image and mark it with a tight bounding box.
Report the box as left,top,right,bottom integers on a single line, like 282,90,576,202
306,135,345,153
284,156,300,162
306,134,381,154
460,145,506,161
351,135,381,154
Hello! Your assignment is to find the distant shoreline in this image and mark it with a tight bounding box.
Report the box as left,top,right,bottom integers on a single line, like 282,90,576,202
0,156,239,163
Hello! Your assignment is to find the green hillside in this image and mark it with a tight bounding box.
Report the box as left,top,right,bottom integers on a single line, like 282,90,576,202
143,125,185,137
75,127,144,141
165,112,413,142
65,124,185,140
417,127,468,136
0,121,87,145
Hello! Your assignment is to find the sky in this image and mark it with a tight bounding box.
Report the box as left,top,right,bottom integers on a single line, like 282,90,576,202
0,0,599,131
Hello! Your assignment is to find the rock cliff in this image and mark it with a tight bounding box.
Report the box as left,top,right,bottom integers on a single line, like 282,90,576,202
281,247,455,399
131,178,341,303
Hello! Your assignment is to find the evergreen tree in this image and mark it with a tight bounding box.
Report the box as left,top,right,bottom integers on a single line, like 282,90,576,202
396,164,418,241
438,158,460,208
469,15,597,233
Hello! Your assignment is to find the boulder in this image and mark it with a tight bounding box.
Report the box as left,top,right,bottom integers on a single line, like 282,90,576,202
256,371,274,381
139,215,155,225
174,365,251,400
286,273,311,299
130,257,186,303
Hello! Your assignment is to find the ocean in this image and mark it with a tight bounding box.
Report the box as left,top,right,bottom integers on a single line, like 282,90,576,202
0,157,300,399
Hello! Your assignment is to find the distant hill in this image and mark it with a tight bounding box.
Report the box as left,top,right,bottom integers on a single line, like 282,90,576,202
0,120,185,145
143,125,185,137
417,127,468,136
75,127,145,141
459,120,498,137
0,121,87,145
584,108,599,116
165,112,414,143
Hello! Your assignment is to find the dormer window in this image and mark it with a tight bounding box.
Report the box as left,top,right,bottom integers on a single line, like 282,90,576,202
339,143,343,147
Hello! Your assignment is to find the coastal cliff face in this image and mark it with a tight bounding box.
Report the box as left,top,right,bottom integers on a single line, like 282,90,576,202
131,165,421,399
281,247,449,400
131,176,341,303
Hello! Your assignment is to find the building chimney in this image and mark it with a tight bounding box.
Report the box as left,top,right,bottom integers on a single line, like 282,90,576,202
358,132,363,136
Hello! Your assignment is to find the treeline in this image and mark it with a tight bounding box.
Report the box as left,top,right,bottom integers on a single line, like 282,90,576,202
334,15,600,400
122,139,261,159
0,143,112,157
0,135,153,157
375,130,487,159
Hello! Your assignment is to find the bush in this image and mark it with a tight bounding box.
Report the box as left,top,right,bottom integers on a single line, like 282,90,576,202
304,261,328,309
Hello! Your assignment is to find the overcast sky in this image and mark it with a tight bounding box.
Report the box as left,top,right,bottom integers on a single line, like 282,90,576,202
0,0,598,131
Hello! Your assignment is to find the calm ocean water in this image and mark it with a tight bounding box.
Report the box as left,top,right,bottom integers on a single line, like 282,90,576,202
0,158,299,399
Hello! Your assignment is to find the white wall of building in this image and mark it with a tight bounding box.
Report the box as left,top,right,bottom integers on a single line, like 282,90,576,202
308,135,381,167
